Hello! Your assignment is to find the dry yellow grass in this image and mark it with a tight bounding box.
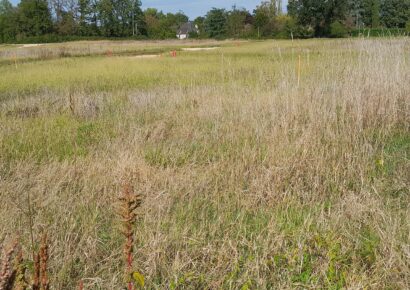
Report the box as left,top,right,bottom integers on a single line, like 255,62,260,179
0,38,409,289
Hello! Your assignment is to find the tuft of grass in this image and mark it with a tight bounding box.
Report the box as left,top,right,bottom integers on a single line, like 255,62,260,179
357,227,380,269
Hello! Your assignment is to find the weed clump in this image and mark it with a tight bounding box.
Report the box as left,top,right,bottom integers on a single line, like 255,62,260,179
118,183,144,290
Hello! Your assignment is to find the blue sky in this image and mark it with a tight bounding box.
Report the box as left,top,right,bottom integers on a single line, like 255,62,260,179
10,0,288,19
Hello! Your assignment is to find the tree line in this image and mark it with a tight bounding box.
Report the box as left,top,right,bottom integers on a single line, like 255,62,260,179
0,0,409,43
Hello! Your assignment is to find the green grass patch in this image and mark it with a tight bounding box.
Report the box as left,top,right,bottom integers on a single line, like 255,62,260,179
356,226,380,269
382,131,410,174
0,115,114,162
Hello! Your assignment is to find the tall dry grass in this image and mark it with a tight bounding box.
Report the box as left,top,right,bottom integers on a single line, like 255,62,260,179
0,38,409,288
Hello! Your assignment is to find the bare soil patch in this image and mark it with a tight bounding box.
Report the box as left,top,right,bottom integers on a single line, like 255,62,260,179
181,47,219,51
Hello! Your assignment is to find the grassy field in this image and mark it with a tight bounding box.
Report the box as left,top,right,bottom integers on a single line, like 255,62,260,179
0,38,409,289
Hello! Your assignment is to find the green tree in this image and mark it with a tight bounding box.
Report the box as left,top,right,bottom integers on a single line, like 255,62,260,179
193,16,205,37
253,2,273,37
370,0,381,27
143,9,187,39
287,0,349,36
162,11,188,38
78,0,93,35
253,1,282,38
287,0,300,17
0,0,17,42
272,15,299,38
98,0,116,36
173,11,189,25
347,0,365,28
131,0,147,36
98,0,145,37
0,0,12,15
17,0,53,37
360,0,381,27
90,0,100,35
57,10,77,35
144,8,161,37
226,6,249,38
204,8,228,38
381,0,410,28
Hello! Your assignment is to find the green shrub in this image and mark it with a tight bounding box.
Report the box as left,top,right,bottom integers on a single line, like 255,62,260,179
406,21,410,34
273,15,296,39
330,21,348,38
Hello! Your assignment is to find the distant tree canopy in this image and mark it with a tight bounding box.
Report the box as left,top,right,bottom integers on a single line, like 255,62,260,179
204,8,228,38
143,8,188,38
0,0,15,42
288,0,350,36
286,0,409,36
0,0,409,43
381,0,410,28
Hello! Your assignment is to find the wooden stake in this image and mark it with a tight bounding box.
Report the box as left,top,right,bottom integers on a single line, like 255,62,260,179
14,53,18,69
297,54,301,87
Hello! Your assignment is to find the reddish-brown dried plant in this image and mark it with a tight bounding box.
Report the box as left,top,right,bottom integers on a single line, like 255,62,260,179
32,234,49,290
118,183,143,290
0,240,18,290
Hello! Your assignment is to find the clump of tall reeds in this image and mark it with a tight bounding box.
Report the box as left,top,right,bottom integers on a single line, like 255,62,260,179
118,183,144,290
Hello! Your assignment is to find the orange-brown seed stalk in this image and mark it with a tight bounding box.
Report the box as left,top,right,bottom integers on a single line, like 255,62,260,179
39,234,49,290
119,183,142,290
